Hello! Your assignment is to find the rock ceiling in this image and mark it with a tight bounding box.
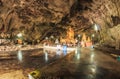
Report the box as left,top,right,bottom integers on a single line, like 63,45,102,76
0,0,120,43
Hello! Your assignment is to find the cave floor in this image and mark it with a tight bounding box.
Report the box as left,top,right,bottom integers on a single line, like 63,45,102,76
40,47,120,79
0,47,120,79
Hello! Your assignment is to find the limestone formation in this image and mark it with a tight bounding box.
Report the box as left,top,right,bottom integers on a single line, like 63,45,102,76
0,0,120,47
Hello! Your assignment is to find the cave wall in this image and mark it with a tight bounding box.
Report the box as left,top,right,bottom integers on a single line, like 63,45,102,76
84,0,120,48
67,0,120,48
0,0,120,46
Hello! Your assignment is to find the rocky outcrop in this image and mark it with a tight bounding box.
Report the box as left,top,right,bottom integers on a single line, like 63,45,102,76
0,0,120,46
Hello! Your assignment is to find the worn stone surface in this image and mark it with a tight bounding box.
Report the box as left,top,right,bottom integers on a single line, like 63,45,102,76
40,48,120,79
0,70,27,79
0,47,120,79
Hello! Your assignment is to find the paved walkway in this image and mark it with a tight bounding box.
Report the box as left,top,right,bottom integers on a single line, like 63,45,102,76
0,47,120,79
39,47,120,79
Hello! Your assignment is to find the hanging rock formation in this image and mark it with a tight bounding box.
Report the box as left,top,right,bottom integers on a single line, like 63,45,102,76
0,0,120,47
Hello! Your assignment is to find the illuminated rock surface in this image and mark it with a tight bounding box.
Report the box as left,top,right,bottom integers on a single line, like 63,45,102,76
0,0,120,47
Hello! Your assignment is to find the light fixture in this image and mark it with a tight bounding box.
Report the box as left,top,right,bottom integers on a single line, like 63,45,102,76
94,24,98,31
92,34,95,37
17,33,22,37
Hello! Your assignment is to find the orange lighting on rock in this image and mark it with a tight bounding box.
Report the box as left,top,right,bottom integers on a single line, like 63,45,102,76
81,33,92,47
60,27,75,44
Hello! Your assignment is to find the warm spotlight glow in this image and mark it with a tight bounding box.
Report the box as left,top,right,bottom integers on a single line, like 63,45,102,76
28,74,34,79
92,34,95,37
17,33,22,37
60,27,75,44
94,24,98,31
91,67,96,73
